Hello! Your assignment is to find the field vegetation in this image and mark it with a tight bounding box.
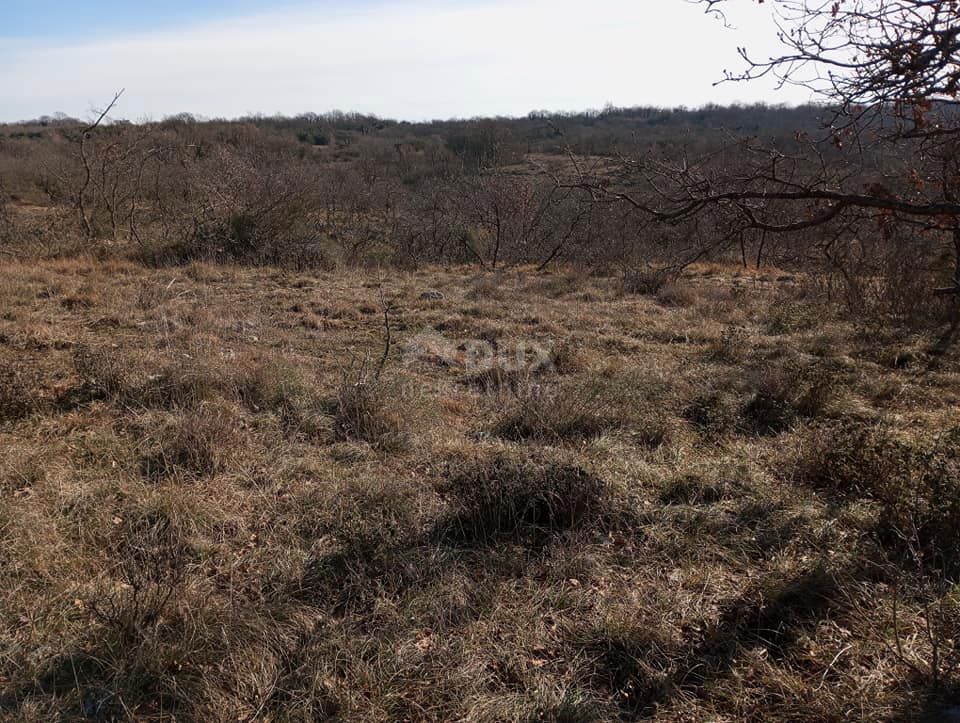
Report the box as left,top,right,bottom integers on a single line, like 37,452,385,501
3,2,960,714
0,253,958,719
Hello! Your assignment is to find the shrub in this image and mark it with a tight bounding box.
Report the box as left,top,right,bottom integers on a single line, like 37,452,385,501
95,504,193,638
792,373,842,419
738,360,842,436
704,327,749,363
330,478,422,556
567,613,677,718
740,392,798,436
549,340,588,375
439,453,607,545
67,500,252,720
813,241,955,326
629,412,673,450
623,268,671,295
0,190,12,242
795,423,960,573
764,304,817,335
795,422,917,497
875,428,960,570
298,477,424,611
655,281,697,308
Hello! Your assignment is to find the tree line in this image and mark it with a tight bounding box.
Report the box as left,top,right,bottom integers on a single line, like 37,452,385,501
2,0,959,332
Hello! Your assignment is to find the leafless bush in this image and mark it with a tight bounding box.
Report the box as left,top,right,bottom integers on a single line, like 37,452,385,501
90,505,192,640
655,281,698,308
142,145,324,267
812,237,955,325
72,497,261,719
623,268,671,295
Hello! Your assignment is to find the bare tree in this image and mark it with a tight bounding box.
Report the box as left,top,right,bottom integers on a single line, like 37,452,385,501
76,90,124,238
565,1,960,317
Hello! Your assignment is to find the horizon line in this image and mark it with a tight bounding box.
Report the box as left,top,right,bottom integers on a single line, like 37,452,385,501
2,99,828,128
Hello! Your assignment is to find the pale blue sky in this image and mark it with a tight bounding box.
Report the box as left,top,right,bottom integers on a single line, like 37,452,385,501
5,1,308,39
0,0,812,123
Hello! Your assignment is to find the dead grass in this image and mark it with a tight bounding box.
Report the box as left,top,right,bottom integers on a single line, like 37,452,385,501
72,344,130,400
0,362,44,421
655,280,698,308
439,452,607,545
623,267,671,295
2,259,959,721
491,381,617,442
334,376,411,451
141,402,241,479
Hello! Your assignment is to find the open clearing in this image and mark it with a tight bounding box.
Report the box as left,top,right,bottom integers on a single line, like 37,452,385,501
2,259,959,720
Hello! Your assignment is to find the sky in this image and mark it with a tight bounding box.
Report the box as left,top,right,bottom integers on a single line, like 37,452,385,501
0,0,815,123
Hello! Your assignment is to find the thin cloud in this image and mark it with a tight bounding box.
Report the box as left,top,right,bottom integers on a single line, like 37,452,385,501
0,0,811,122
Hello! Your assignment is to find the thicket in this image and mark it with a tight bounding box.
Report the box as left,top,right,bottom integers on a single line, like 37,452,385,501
0,103,954,324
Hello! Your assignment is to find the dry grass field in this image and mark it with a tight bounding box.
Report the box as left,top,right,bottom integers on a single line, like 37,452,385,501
1,258,959,720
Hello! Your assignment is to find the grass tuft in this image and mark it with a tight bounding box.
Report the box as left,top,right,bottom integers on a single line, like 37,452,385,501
438,452,607,545
683,391,736,438
660,473,742,505
491,383,616,442
655,281,698,308
0,364,43,421
795,422,960,573
334,378,410,451
73,344,130,400
141,402,240,479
